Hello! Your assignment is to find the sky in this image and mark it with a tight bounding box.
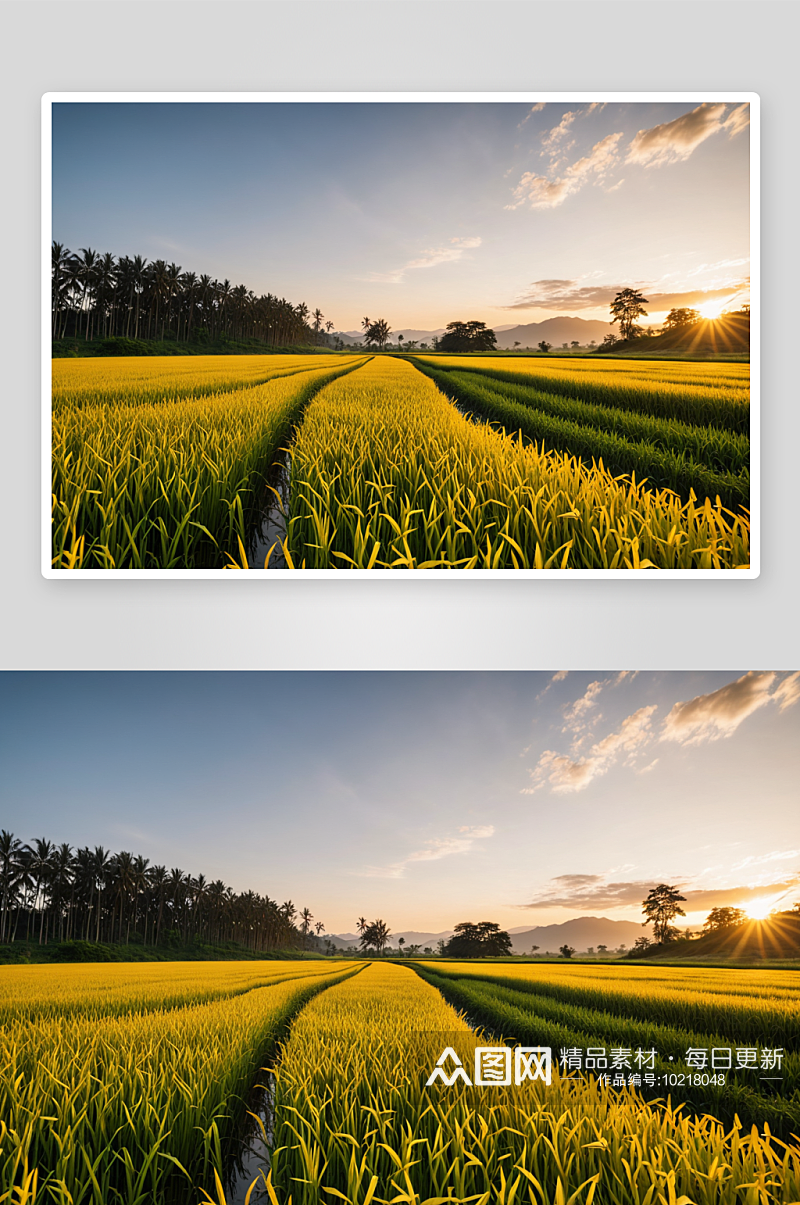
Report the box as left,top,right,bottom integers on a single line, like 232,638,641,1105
1,671,795,936
52,99,751,333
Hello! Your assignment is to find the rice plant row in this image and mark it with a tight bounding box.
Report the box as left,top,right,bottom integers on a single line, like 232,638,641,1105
52,354,353,411
413,363,748,512
285,357,750,570
416,356,750,433
0,962,359,1205
419,962,800,1048
413,965,800,1140
52,358,366,569
229,961,800,1205
0,959,342,1026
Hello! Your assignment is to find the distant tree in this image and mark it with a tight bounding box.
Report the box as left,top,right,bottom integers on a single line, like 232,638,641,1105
423,946,432,954
359,918,391,955
559,944,575,958
588,340,597,348
407,943,421,955
598,333,619,351
571,341,580,349
561,342,568,350
597,944,607,955
438,320,497,353
633,935,652,953
513,341,521,349
587,947,595,955
398,936,405,954
397,333,404,350
663,307,700,331
419,342,429,350
530,944,540,955
364,318,391,349
704,906,747,932
642,884,686,944
300,906,313,949
538,341,552,353
610,288,649,340
442,921,513,958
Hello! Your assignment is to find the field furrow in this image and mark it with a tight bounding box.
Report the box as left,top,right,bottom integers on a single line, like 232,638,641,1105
413,362,748,511
257,961,799,1205
52,358,366,569
285,357,749,569
0,963,359,1205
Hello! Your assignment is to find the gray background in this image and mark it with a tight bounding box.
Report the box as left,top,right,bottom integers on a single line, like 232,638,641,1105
1,1,794,671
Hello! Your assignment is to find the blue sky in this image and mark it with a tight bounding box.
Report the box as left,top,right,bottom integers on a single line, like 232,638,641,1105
1,671,795,933
52,99,751,331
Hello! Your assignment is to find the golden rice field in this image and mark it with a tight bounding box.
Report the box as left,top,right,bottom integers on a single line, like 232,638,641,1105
2,958,797,1205
51,353,751,571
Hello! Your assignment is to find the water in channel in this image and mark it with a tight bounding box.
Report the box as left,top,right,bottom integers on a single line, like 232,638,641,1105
226,1070,275,1203
247,451,292,570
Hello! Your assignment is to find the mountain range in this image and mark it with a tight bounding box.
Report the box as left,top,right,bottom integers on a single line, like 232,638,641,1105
334,316,614,349
330,916,644,953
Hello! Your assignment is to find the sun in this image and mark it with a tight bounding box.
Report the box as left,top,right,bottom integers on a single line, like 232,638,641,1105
745,898,775,921
697,299,727,321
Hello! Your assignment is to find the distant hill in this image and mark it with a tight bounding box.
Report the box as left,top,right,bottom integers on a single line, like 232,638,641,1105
645,911,800,961
330,929,453,950
509,916,644,954
607,313,749,357
336,328,445,346
494,316,614,349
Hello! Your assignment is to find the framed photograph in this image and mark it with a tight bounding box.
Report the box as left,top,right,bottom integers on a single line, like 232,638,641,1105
42,93,758,577
1,668,797,1203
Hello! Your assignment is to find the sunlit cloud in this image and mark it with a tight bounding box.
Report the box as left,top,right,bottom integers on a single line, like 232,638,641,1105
523,705,657,794
562,680,603,731
626,102,749,168
506,132,623,210
661,671,781,745
520,870,800,914
367,236,482,285
504,276,749,313
355,823,494,879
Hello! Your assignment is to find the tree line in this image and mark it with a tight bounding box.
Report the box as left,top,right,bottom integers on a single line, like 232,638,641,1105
0,830,322,953
52,242,334,348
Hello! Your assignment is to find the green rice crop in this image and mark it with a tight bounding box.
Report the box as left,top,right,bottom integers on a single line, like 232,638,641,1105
413,965,800,1140
416,355,750,433
52,358,365,569
285,357,750,569
413,363,748,511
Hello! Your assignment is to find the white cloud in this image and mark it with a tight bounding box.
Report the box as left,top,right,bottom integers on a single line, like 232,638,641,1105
774,672,800,711
562,679,603,730
507,132,624,210
661,671,777,745
626,102,749,168
523,705,657,794
367,236,481,285
356,824,494,879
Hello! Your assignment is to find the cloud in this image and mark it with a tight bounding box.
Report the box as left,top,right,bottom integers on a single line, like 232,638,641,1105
562,680,603,730
541,110,577,152
367,236,481,285
356,824,494,879
661,671,778,745
733,849,800,871
535,670,569,702
626,102,749,168
518,101,546,127
523,875,662,910
504,278,749,313
520,872,800,914
774,672,800,711
523,704,657,794
506,132,623,210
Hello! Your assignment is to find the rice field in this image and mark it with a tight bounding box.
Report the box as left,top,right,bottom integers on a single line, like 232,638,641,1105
51,353,751,571
3,958,797,1205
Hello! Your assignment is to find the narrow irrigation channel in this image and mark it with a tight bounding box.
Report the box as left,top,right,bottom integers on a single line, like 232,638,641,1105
226,1070,276,1203
246,448,292,569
